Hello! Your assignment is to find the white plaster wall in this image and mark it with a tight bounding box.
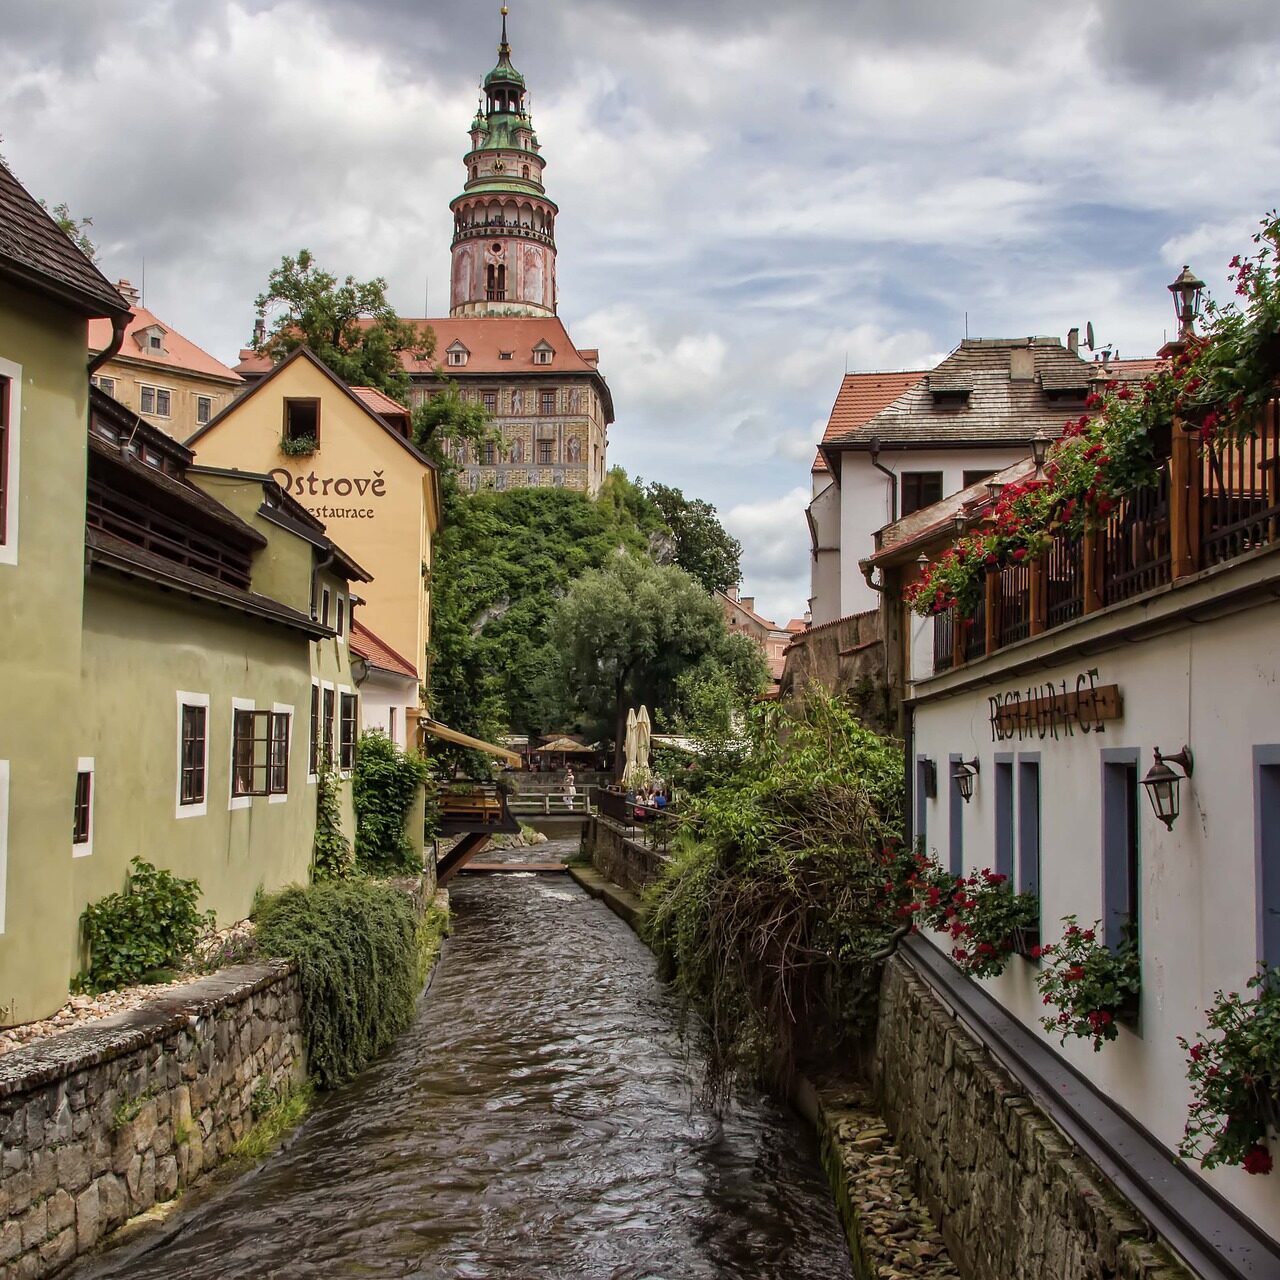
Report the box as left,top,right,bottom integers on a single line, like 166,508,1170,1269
358,673,417,750
838,446,1024,616
912,602,1280,1229
807,476,841,626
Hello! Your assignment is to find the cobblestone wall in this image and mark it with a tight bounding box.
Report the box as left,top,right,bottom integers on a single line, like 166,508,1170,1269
873,956,1189,1280
585,817,667,895
0,964,304,1278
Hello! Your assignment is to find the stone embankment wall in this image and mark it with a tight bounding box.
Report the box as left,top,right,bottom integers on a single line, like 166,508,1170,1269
0,963,303,1279
873,955,1188,1280
778,609,894,734
584,816,667,895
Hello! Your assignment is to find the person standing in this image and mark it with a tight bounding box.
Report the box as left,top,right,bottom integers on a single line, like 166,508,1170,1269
564,767,577,807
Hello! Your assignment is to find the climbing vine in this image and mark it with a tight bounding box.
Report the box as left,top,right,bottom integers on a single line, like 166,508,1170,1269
353,731,429,875
312,765,354,882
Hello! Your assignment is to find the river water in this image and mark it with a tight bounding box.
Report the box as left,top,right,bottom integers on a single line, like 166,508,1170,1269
84,838,853,1279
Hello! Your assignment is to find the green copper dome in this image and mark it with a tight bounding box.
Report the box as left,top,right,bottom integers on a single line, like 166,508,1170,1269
484,8,526,90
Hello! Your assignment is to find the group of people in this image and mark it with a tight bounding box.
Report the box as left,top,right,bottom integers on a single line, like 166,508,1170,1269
627,782,668,817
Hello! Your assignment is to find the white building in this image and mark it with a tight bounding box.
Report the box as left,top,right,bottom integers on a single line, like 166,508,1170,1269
350,620,419,750
811,337,1113,623
868,418,1280,1239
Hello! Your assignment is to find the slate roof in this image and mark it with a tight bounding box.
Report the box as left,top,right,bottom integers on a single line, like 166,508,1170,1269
825,339,1102,455
0,162,130,318
812,370,927,472
350,620,418,679
88,304,244,383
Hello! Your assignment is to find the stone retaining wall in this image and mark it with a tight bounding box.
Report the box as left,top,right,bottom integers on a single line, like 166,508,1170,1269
0,963,304,1278
584,816,667,895
873,955,1188,1280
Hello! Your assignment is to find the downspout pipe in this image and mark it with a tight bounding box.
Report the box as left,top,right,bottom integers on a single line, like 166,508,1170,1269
868,435,897,525
88,312,129,376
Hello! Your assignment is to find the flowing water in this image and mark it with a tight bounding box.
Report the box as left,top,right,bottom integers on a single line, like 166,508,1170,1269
83,838,853,1279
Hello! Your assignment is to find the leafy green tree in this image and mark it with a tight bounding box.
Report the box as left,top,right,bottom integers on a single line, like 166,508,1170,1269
412,380,496,473
254,249,432,402
547,552,735,765
42,200,96,261
353,731,429,874
667,631,770,738
643,481,742,595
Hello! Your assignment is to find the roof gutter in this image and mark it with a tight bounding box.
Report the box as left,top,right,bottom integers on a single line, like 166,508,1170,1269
88,311,130,376
868,435,897,524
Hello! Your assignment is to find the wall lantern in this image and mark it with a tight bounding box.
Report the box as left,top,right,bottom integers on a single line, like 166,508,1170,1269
1168,265,1206,339
916,551,930,572
986,480,1005,504
920,757,938,799
952,757,980,803
1030,432,1050,474
953,513,969,537
1141,745,1194,831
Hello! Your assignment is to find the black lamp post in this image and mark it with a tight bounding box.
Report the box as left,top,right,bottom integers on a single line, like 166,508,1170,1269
1168,265,1206,339
952,757,980,803
1140,745,1194,830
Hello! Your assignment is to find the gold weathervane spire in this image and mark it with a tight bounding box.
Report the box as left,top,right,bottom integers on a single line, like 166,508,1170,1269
499,5,510,53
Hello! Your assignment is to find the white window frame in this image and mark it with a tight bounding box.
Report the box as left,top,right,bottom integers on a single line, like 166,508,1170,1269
229,697,254,810
308,679,321,785
446,346,469,367
338,684,355,776
533,347,553,365
72,757,95,859
0,356,21,567
91,374,116,397
175,691,210,819
335,593,346,638
269,702,294,804
0,760,8,932
195,394,213,425
138,382,173,418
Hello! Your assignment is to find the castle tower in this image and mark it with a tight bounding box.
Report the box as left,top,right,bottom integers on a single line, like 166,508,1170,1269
449,7,558,318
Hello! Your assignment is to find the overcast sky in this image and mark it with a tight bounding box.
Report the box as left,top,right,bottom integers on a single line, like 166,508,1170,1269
6,1,1279,623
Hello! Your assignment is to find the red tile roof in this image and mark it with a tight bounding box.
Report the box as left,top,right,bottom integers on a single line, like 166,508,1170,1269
812,370,927,472
785,618,808,633
235,315,603,379
351,386,410,418
89,304,244,383
350,620,418,679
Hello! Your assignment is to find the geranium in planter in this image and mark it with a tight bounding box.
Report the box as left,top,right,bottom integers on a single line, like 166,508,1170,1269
1178,970,1280,1176
1036,916,1140,1051
944,869,1039,979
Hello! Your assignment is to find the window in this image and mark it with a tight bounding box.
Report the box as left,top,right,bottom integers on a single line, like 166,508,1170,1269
180,703,208,806
482,391,497,414
309,683,320,777
339,693,357,771
1254,747,1280,968
1017,758,1041,900
533,346,553,365
139,384,172,417
994,757,1014,881
323,687,336,766
486,263,507,301
232,709,289,797
73,767,93,852
196,395,212,425
901,471,943,517
447,347,468,367
537,439,554,465
336,595,345,638
963,469,994,489
540,390,557,415
499,351,514,361
321,588,331,628
91,374,116,396
269,712,290,795
148,333,163,352
482,442,496,465
283,398,320,446
948,753,964,876
522,164,530,179
388,707,398,743
1101,752,1141,952
914,756,930,851
0,375,10,553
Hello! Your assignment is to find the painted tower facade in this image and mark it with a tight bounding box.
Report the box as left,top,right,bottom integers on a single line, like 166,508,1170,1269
450,9,558,318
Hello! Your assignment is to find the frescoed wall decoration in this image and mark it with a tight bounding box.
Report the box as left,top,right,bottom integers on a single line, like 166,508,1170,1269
565,434,581,464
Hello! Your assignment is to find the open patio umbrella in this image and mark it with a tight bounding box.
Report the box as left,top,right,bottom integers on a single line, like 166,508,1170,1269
534,737,595,754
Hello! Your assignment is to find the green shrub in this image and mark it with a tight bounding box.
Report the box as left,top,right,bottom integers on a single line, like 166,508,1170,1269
77,858,213,994
353,731,429,874
253,879,422,1089
643,687,906,1103
312,765,354,881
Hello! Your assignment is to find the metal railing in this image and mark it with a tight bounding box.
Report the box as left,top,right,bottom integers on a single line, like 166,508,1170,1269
932,607,954,674
1202,401,1280,567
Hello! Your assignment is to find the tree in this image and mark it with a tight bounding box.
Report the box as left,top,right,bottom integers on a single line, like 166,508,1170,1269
667,631,770,738
547,552,737,767
254,250,433,402
643,481,742,595
412,380,496,473
42,201,96,261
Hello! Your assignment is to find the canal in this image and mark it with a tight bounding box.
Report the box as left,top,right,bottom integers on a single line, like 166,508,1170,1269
82,838,853,1279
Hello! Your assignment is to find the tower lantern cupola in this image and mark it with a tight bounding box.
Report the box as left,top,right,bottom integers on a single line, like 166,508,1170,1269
449,6,559,318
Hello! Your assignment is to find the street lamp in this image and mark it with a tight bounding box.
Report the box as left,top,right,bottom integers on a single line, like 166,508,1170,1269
953,513,969,537
986,480,1005,505
1140,745,1194,831
952,756,980,803
1168,265,1206,339
1030,432,1050,474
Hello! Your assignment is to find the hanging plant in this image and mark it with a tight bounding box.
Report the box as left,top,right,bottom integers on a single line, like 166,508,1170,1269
941,869,1040,979
1036,916,1140,1051
1178,970,1280,1176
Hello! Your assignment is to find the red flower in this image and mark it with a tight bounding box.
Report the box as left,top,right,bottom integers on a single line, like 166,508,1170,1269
1243,1146,1274,1176
1012,547,1027,561
1081,929,1095,942
977,942,995,956
1084,393,1102,409
1067,966,1086,981
1029,945,1042,959
1116,387,1133,400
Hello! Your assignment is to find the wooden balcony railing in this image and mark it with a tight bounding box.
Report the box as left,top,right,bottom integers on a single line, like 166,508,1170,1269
925,401,1280,675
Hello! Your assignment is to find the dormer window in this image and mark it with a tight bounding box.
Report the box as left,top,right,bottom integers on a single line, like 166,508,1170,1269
927,373,972,405
136,324,168,357
446,341,470,368
533,341,554,366
499,350,514,360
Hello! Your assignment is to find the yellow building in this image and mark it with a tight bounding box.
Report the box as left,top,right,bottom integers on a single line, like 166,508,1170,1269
186,346,442,711
88,280,244,441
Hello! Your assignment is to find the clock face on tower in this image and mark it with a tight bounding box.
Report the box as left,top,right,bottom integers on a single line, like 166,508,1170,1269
493,158,505,173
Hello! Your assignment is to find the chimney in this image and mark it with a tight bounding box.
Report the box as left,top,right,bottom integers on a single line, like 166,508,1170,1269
803,610,812,626
725,585,739,602
1067,326,1079,355
741,597,755,613
116,278,140,307
1009,340,1035,381
252,313,266,347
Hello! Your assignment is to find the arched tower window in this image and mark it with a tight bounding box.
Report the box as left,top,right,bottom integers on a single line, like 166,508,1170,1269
486,263,507,301
522,165,530,179
471,165,478,179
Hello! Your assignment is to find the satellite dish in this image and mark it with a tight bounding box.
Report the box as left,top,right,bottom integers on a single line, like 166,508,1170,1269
1085,320,1095,351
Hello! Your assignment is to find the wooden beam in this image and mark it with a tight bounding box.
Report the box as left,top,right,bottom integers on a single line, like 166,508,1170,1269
1029,553,1047,636
1170,419,1201,580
